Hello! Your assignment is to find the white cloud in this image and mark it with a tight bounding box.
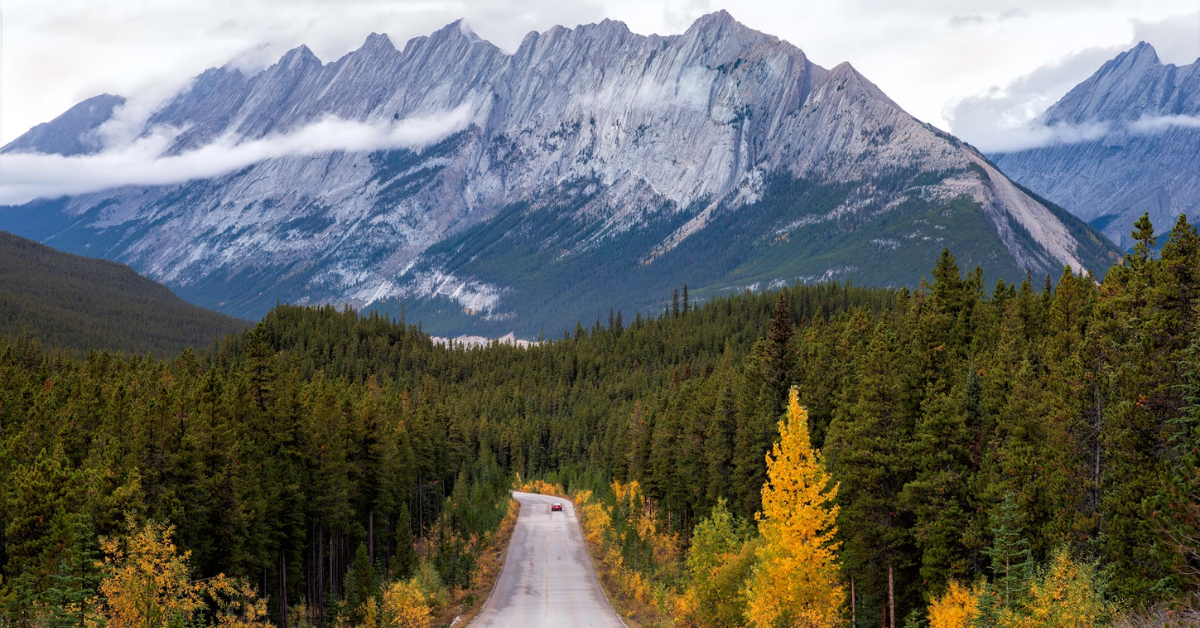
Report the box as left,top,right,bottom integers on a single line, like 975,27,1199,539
2,0,1198,155
965,114,1200,154
963,121,1109,153
945,10,1200,149
944,45,1124,146
0,105,474,205
1130,114,1200,133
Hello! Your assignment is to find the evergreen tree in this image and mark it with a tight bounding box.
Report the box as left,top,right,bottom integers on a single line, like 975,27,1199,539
34,513,102,628
705,366,738,505
345,544,376,626
984,492,1033,610
393,504,419,580
825,320,917,623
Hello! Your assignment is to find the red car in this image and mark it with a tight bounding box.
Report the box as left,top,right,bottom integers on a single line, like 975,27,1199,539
551,503,563,512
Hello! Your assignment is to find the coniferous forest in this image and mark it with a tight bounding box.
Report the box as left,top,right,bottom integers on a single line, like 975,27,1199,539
0,231,249,357
2,214,1200,627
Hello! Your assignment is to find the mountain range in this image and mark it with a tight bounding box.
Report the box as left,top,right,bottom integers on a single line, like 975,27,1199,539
992,42,1200,248
0,12,1120,336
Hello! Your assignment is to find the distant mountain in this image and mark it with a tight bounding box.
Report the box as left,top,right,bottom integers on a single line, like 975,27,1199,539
991,43,1200,248
1,94,126,157
0,231,248,355
0,12,1120,336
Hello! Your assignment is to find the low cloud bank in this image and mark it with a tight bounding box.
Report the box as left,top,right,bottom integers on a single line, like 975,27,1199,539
0,105,473,206
1130,114,1200,133
967,121,1109,153
971,114,1200,154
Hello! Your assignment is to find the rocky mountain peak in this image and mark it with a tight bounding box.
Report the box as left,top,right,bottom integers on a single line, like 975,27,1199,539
422,18,489,50
688,9,738,33
993,41,1200,248
277,44,322,71
0,93,125,156
824,62,902,110
1124,41,1162,65
569,17,635,42
360,32,397,54
682,10,776,54
1044,40,1198,125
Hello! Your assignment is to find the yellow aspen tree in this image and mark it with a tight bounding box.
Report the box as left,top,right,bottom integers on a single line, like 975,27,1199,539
999,548,1115,628
746,389,844,628
91,518,270,628
93,519,206,628
206,575,271,628
379,579,431,628
927,581,982,628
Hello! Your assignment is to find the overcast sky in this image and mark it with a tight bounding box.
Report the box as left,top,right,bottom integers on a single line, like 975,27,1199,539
1,0,1198,149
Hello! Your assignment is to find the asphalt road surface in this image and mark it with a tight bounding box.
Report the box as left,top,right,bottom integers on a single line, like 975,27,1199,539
469,492,626,628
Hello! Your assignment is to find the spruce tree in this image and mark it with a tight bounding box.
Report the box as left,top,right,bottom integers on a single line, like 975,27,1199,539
984,492,1033,610
706,369,737,505
345,543,376,626
765,292,796,400
393,504,419,580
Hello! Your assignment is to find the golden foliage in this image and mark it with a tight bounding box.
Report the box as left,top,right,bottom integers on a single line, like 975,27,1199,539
998,548,1116,628
574,481,679,615
470,499,519,592
746,389,844,628
90,517,270,628
575,490,610,547
378,579,431,628
513,476,565,497
669,586,703,628
206,575,271,628
928,581,982,628
361,598,380,628
93,519,205,628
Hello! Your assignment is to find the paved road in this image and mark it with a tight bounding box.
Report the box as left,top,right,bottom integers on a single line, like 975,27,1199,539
470,492,626,628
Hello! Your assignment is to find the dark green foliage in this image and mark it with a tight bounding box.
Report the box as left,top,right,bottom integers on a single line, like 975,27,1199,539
0,213,1194,623
391,505,418,580
984,493,1034,610
344,545,375,626
0,231,248,356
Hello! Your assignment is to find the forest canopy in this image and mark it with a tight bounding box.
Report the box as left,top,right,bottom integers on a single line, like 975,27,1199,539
1,212,1198,627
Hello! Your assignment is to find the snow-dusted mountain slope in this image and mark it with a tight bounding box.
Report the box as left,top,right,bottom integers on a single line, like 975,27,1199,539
1,12,1119,335
991,43,1200,249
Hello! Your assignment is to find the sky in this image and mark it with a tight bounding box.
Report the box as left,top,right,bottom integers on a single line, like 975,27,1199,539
0,0,1198,152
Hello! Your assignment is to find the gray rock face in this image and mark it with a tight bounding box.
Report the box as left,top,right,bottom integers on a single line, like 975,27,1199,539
992,43,1200,248
1,94,125,156
0,12,1119,331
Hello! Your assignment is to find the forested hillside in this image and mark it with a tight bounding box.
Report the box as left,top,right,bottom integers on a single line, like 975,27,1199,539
0,231,249,355
1,213,1198,627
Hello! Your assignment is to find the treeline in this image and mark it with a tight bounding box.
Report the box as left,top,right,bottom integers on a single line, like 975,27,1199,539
0,231,249,356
